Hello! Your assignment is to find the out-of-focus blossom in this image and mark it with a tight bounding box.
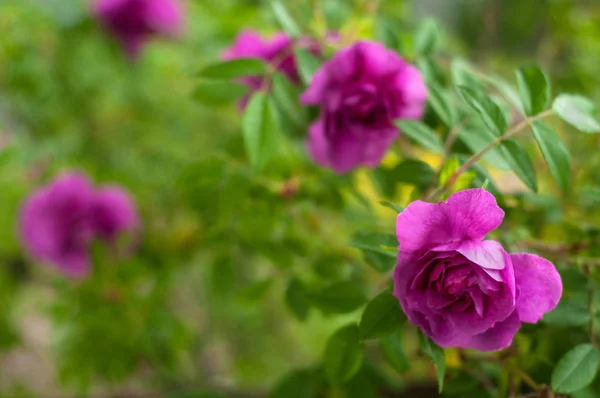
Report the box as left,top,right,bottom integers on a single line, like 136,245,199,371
94,0,184,58
393,189,562,351
300,41,428,173
20,172,139,278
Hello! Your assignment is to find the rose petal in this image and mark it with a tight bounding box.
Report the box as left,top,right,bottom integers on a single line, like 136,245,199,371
396,188,504,252
458,310,521,352
511,253,562,323
92,186,139,240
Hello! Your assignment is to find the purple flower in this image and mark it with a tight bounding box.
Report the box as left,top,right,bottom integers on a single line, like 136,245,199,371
94,0,184,58
20,172,139,278
393,189,562,351
222,30,320,107
300,41,428,173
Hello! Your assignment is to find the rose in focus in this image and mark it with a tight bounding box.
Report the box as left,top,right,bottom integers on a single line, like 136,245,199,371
393,188,562,351
94,0,184,58
301,41,428,173
20,172,139,278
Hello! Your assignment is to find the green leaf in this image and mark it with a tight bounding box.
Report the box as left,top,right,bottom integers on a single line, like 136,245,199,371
237,279,273,303
390,159,437,188
515,66,550,116
242,93,280,172
552,344,599,394
349,231,398,258
458,127,510,170
378,201,404,213
381,332,409,374
415,18,441,56
427,82,457,126
270,1,301,38
376,16,401,51
458,86,508,136
192,81,248,106
294,48,321,85
271,72,303,126
197,58,267,79
531,122,571,193
542,299,590,326
324,325,364,384
483,74,523,111
419,332,446,393
439,157,460,187
451,59,485,94
285,278,310,321
309,282,367,314
395,120,444,153
553,94,600,133
270,368,319,398
359,290,406,340
500,139,538,192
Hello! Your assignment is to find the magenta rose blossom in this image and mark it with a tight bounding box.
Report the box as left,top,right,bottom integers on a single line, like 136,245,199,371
393,189,562,351
94,0,184,58
300,41,428,173
20,172,139,278
222,30,320,107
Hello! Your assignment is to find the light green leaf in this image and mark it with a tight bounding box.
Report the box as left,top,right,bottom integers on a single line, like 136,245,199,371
376,16,401,51
192,81,248,106
451,59,485,94
439,157,460,187
500,139,538,192
552,344,599,393
419,332,445,393
271,72,303,126
309,282,367,314
324,325,364,384
553,94,600,133
427,82,457,126
378,201,404,213
349,231,398,258
459,127,510,170
531,121,571,193
198,58,267,79
395,120,444,153
415,18,441,56
381,332,410,374
294,48,321,85
458,86,508,136
483,74,523,111
516,66,550,116
285,278,310,321
270,1,301,38
242,93,280,172
359,290,406,340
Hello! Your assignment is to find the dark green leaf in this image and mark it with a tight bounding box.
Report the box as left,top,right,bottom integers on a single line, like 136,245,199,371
323,324,364,384
415,18,441,56
376,16,401,51
363,251,395,274
542,299,590,326
285,278,311,321
242,93,280,172
270,1,301,38
391,160,437,188
378,201,404,213
294,48,321,85
427,82,457,126
271,72,303,126
515,66,550,116
531,121,571,193
197,58,267,79
237,279,273,303
359,290,405,340
419,332,446,393
552,344,599,393
500,139,538,192
395,120,444,153
209,257,234,297
309,282,367,314
349,231,397,258
270,368,319,398
192,81,247,106
553,94,600,133
381,332,409,374
458,86,508,136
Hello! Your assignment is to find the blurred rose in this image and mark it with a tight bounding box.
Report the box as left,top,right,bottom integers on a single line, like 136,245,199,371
222,30,320,108
300,41,427,173
20,172,139,278
94,0,184,58
393,189,562,351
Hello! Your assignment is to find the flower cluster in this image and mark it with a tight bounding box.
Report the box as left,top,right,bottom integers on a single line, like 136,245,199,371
20,172,139,278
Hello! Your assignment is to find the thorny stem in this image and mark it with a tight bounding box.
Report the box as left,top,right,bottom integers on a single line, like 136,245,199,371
424,109,554,202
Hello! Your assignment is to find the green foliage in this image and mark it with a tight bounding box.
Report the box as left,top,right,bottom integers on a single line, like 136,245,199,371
420,332,446,393
552,344,599,393
198,58,267,80
396,120,444,153
553,94,600,133
323,324,364,384
515,66,550,116
359,290,406,340
242,92,280,172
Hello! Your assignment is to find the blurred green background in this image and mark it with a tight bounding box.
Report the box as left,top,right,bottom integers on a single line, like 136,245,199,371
1,0,600,397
